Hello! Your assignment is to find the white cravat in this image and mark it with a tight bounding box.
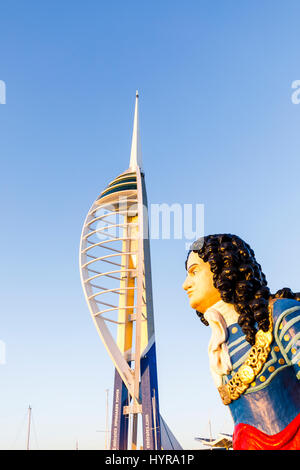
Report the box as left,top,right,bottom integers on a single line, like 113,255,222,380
204,300,238,388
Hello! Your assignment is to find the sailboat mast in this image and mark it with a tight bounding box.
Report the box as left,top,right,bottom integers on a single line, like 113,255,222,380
26,405,32,450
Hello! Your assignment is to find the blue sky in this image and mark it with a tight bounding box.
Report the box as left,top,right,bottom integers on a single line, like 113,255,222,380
1,0,300,449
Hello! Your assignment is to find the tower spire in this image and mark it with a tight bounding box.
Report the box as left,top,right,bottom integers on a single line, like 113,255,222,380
129,91,142,171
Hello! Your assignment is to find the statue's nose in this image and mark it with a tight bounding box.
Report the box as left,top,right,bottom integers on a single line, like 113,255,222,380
182,276,190,291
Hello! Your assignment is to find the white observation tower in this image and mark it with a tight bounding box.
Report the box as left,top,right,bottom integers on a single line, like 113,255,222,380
79,92,181,450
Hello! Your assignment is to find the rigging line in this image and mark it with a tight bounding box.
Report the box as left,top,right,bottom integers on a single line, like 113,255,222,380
86,215,116,226
82,238,132,261
101,258,124,267
89,283,109,291
93,299,118,308
93,305,136,316
31,411,39,450
86,270,122,281
85,242,122,253
84,222,139,239
86,253,98,259
11,408,28,449
92,230,119,240
82,245,137,258
89,199,138,216
86,211,134,227
84,267,136,277
90,286,136,296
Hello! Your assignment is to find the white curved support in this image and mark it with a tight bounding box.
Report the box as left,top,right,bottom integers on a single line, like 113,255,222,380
79,167,148,403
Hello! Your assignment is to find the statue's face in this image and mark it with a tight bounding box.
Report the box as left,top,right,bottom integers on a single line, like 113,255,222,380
182,251,221,313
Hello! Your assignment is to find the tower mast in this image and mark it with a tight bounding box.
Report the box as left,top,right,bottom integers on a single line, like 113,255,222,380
129,91,142,171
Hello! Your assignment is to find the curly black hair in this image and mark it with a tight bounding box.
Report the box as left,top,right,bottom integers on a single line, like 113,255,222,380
185,234,300,345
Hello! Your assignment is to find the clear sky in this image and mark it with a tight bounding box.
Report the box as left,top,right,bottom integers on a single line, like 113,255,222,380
1,0,300,450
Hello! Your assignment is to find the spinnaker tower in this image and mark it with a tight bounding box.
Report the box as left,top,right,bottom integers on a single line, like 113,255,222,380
79,92,181,450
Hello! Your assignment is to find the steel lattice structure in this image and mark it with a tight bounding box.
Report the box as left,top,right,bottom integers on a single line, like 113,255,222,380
79,93,181,450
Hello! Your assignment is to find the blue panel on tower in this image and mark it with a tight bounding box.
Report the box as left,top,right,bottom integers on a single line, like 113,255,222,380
110,368,129,450
141,341,161,450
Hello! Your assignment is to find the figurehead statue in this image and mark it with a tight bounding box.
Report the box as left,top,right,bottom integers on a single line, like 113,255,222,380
183,234,300,450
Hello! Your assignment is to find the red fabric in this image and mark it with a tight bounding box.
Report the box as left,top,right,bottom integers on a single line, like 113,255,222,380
233,413,300,450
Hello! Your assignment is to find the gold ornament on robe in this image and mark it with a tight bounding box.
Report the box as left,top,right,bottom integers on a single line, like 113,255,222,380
218,307,273,405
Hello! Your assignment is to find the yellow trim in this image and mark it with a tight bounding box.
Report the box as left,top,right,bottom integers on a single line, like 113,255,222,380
107,172,137,187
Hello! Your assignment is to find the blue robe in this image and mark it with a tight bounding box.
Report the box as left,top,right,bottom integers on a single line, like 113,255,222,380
224,298,300,437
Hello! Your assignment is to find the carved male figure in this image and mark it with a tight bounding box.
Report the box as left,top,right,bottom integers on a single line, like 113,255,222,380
183,234,300,450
